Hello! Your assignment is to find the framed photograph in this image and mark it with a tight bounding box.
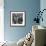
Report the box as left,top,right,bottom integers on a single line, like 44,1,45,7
10,11,25,26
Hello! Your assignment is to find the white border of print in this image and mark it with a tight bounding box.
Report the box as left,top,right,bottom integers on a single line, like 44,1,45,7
11,11,25,26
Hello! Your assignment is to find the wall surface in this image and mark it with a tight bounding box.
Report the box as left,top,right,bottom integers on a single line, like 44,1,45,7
40,0,46,27
4,0,40,42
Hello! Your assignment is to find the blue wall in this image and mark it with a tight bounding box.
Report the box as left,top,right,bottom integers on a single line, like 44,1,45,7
4,0,40,42
40,0,46,27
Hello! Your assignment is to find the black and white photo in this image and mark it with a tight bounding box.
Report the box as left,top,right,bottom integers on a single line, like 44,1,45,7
11,11,25,26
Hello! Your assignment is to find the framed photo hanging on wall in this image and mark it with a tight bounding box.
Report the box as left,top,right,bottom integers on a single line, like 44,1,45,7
10,11,25,26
